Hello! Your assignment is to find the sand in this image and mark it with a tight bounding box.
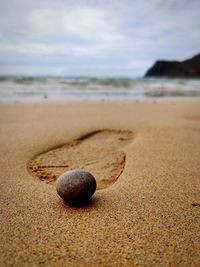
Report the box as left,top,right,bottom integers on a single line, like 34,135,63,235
0,101,200,266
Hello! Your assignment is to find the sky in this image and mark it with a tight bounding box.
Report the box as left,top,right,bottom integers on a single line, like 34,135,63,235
0,0,200,77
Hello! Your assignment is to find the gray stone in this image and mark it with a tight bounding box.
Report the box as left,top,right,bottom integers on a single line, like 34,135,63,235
56,169,96,204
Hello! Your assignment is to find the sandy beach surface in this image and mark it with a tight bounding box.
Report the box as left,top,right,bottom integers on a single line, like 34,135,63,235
0,101,200,266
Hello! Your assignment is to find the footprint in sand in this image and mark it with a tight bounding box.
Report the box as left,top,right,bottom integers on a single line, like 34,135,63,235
28,130,133,190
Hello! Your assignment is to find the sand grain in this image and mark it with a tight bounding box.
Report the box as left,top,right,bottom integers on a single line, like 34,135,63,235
0,101,200,266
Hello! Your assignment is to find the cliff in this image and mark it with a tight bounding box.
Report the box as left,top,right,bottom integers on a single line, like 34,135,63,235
145,54,200,78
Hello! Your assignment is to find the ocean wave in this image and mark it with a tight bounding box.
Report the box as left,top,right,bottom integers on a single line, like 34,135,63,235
0,76,200,101
0,76,132,87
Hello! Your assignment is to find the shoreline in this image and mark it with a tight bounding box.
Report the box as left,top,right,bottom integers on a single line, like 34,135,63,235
1,96,200,104
1,101,200,266
1,77,200,102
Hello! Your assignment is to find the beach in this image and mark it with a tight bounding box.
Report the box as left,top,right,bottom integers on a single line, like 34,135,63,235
0,101,200,266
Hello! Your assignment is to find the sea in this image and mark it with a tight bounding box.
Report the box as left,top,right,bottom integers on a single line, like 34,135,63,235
0,76,200,102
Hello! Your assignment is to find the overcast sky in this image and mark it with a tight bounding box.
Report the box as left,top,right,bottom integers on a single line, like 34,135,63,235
0,0,200,77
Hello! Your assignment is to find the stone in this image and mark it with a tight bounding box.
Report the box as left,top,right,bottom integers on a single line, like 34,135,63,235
56,169,96,204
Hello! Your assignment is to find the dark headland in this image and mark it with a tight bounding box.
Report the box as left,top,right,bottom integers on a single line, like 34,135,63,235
145,54,200,78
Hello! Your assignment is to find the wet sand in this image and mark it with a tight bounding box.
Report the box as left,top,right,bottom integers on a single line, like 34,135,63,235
0,101,200,266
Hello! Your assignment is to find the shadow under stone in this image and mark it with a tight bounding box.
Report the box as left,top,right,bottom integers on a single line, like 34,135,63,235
61,196,101,209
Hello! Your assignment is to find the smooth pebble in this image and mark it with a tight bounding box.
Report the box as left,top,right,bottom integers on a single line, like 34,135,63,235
56,169,96,204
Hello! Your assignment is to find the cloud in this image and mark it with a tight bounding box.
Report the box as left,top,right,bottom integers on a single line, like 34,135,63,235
0,0,200,76
0,5,125,56
30,6,126,55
